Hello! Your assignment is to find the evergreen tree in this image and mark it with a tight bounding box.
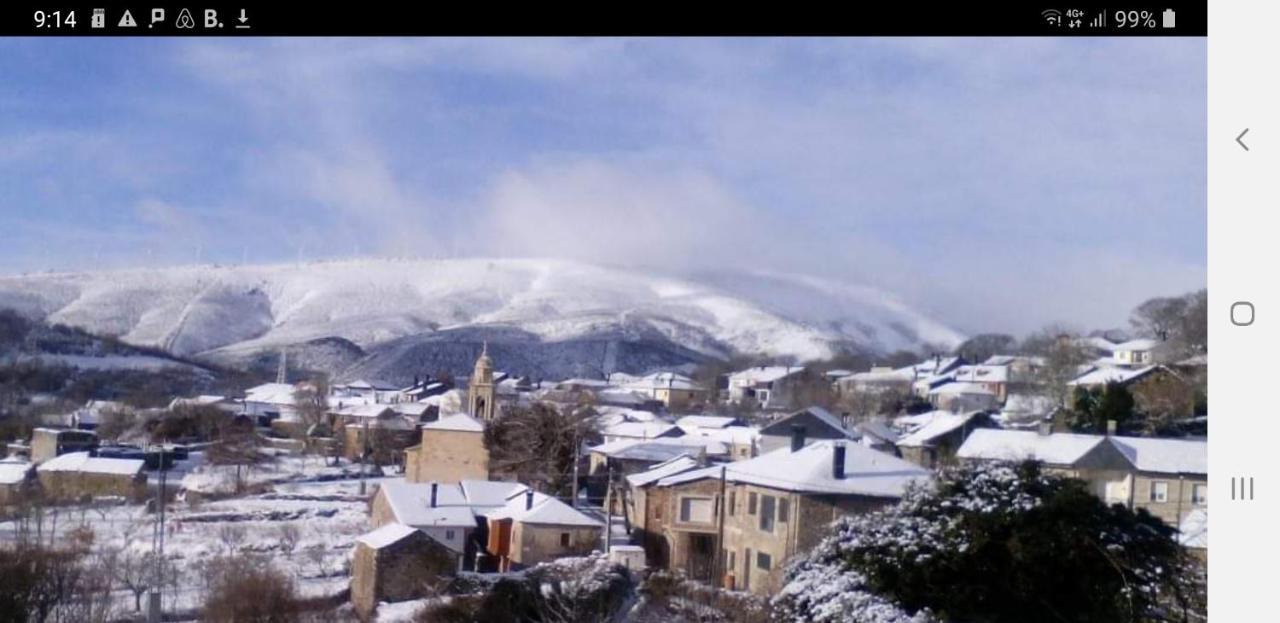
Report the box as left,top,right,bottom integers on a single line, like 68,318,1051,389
775,462,1205,623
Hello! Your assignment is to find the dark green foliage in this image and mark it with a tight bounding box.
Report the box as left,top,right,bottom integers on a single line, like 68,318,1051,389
779,462,1205,623
1070,383,1137,434
952,333,1016,363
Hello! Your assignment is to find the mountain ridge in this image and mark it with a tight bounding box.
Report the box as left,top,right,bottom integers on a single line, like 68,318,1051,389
0,258,964,380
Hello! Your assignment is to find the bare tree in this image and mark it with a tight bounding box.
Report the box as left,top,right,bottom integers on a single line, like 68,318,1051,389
217,524,247,556
292,377,331,439
1023,326,1091,409
111,547,156,613
485,403,598,497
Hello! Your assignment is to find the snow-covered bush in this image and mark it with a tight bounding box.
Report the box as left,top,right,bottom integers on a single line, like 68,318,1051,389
418,553,633,623
774,461,1205,623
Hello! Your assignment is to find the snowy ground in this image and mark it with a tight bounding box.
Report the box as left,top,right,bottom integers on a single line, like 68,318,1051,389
0,455,395,620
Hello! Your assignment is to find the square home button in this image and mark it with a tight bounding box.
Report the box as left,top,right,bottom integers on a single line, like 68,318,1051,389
1231,301,1255,326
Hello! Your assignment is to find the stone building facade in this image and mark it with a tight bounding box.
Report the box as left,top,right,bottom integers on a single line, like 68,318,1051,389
404,414,489,483
350,523,460,618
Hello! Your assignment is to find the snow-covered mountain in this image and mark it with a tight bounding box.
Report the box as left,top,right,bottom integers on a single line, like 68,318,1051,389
0,258,963,380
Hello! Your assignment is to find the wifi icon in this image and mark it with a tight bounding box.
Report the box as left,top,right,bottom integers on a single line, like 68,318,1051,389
1042,9,1062,26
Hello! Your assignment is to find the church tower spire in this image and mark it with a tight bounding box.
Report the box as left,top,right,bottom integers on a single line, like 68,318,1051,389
468,342,497,421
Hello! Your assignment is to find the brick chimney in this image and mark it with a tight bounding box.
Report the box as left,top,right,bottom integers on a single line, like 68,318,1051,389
832,442,847,480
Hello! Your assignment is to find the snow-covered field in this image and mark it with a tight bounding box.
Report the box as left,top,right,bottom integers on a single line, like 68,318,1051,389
0,455,392,620
0,258,963,363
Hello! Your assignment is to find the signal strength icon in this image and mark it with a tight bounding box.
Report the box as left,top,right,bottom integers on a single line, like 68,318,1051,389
1041,9,1062,26
1089,12,1106,28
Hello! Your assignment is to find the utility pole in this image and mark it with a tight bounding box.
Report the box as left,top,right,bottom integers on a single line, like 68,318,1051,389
147,446,168,623
571,423,580,509
359,418,369,495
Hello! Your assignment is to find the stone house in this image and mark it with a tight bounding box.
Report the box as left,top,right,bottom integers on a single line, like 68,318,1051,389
956,429,1208,529
336,404,418,464
641,434,930,595
926,381,1000,412
623,455,702,534
35,452,146,502
757,406,856,454
894,411,988,469
404,414,489,483
485,489,603,571
724,366,807,411
625,373,709,410
30,428,98,464
350,522,460,618
0,459,34,507
370,479,528,569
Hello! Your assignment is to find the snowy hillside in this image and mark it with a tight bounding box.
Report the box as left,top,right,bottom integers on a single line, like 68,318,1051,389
0,258,962,377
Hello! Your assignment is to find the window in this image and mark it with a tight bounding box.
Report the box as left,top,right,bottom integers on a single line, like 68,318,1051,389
728,491,736,516
1192,484,1208,505
680,497,715,523
778,498,790,523
445,530,455,540
560,533,571,547
759,495,776,533
726,550,735,570
748,492,757,514
756,552,772,570
1151,481,1169,503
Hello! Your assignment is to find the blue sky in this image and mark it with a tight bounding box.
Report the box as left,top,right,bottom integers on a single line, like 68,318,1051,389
0,38,1205,335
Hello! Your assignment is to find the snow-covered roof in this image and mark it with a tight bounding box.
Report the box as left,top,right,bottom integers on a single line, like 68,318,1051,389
855,419,899,444
602,421,680,440
0,460,33,485
333,403,395,418
1179,508,1207,549
658,440,929,498
727,366,804,386
1001,393,1055,416
627,372,705,392
487,490,602,527
956,429,1107,466
423,413,484,433
590,437,724,459
244,383,297,406
390,402,432,417
957,429,1207,475
846,368,914,383
377,481,477,529
951,364,1009,384
1068,365,1162,387
675,415,739,430
896,412,981,448
611,442,710,463
36,452,143,476
594,389,653,406
1114,338,1159,352
1109,437,1207,475
927,381,995,396
686,425,760,446
357,523,420,550
626,455,701,489
459,480,528,509
763,406,857,440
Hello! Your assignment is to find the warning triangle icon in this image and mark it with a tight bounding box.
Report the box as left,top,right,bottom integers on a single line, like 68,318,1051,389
118,10,137,27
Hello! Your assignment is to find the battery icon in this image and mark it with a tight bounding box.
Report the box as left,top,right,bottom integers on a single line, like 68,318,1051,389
1162,9,1176,28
